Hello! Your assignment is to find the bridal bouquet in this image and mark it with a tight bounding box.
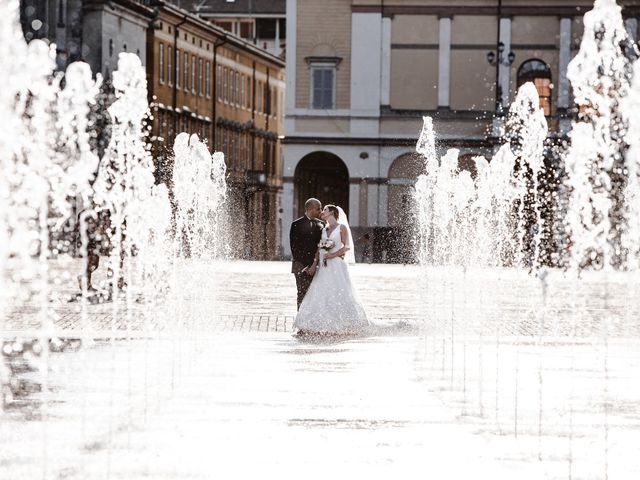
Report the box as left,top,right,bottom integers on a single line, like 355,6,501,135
319,239,335,267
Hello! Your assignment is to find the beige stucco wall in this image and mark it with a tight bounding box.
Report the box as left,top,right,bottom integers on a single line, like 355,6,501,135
511,16,560,45
389,49,439,110
295,118,350,134
390,15,439,44
380,118,425,135
435,119,491,137
451,15,497,44
295,0,351,109
380,117,488,137
449,50,495,110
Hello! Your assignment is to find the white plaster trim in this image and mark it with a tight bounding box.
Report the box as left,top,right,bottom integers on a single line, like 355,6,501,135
350,13,382,116
378,184,388,226
380,17,391,106
388,178,417,186
367,184,379,226
285,0,297,135
288,108,352,116
349,183,361,227
282,181,295,256
438,17,451,107
499,17,511,106
558,17,572,109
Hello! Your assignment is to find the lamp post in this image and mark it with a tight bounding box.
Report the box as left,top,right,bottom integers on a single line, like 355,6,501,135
486,0,515,117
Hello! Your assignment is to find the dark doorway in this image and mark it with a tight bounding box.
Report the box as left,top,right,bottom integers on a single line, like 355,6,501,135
294,152,349,218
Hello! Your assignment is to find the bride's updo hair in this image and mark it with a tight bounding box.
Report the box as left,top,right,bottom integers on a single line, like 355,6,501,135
325,204,339,220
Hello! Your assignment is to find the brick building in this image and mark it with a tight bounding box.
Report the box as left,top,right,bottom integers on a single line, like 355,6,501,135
147,2,285,259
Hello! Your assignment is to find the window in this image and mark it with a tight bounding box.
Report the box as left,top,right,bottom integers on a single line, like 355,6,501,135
176,49,180,88
235,72,240,106
517,59,552,116
264,84,270,115
168,46,173,86
240,21,253,39
229,130,237,163
246,77,251,109
272,88,276,118
159,43,164,84
243,133,248,167
311,67,335,109
205,61,211,98
231,71,236,104
158,110,164,138
240,74,245,108
256,81,262,112
223,67,228,102
222,129,228,156
191,56,196,94
198,58,203,96
184,52,189,92
217,65,222,100
216,21,233,32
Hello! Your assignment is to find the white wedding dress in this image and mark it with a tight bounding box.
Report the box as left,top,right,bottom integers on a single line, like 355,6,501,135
293,225,370,334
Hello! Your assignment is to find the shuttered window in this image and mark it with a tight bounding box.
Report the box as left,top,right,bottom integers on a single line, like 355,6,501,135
312,68,334,109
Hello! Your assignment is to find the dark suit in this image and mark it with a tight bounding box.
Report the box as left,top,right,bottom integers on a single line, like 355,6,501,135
290,215,324,309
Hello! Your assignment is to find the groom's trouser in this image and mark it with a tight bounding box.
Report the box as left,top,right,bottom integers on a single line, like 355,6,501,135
294,272,313,310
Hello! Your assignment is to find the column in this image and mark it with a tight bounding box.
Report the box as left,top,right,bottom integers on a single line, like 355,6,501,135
378,183,388,226
359,179,368,227
285,0,297,134
437,16,452,108
282,179,295,257
349,182,360,227
367,183,379,226
499,17,512,106
558,17,572,134
350,12,382,135
380,17,391,106
558,18,572,109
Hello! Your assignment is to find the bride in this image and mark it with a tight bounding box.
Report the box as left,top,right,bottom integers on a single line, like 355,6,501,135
293,205,370,335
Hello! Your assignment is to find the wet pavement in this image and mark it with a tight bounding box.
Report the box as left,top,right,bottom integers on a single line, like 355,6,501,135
1,261,640,479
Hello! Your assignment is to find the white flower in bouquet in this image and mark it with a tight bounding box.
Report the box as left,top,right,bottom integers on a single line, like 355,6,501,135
318,239,335,266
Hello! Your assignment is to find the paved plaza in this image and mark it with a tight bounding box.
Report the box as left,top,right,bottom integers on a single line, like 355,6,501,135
2,261,640,479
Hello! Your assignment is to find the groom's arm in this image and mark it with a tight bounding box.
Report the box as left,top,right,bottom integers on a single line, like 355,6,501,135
289,221,298,260
308,248,320,275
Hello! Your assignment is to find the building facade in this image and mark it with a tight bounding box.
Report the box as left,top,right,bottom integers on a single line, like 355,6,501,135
148,2,285,259
20,0,153,76
283,0,640,262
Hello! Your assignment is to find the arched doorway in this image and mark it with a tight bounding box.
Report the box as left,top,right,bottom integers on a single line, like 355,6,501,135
294,152,349,218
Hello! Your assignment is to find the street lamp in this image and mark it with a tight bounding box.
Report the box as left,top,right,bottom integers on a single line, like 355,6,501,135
486,0,515,117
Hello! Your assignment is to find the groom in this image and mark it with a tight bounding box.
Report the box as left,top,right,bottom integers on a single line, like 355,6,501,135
289,198,324,309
